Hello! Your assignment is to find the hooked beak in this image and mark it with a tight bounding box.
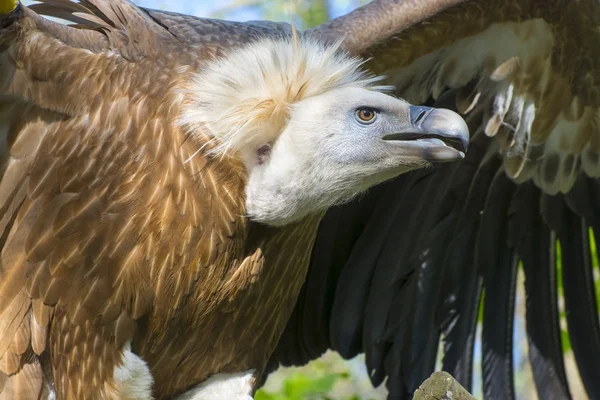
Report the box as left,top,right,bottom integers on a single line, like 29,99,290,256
382,105,470,162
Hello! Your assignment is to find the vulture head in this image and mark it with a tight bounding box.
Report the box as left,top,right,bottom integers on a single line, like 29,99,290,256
181,35,469,226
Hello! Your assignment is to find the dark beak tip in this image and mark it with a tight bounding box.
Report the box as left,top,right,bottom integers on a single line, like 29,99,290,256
451,126,470,153
419,107,470,153
461,136,469,153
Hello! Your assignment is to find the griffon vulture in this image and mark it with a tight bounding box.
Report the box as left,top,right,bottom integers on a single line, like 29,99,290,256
0,0,597,399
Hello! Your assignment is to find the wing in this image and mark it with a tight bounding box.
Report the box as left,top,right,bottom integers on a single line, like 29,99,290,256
268,1,600,399
29,0,290,65
0,2,250,398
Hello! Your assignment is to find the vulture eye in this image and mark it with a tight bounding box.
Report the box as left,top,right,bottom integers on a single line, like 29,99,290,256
355,107,377,124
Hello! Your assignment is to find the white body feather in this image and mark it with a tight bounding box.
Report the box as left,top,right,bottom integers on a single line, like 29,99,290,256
112,342,154,400
174,371,255,400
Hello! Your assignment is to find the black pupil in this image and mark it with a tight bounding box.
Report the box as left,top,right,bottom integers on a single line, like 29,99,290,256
361,109,372,119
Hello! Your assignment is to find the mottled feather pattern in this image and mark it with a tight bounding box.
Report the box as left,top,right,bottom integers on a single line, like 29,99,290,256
0,4,246,398
0,2,330,398
31,0,292,67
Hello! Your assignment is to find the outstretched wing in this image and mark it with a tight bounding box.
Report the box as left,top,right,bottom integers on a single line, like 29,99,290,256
29,0,290,65
269,1,600,399
0,2,252,398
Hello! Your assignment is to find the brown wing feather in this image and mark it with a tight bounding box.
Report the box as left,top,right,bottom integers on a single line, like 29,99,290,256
309,0,465,55
29,0,290,67
0,4,256,398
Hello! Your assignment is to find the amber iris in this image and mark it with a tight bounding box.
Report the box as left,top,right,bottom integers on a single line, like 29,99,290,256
356,108,376,123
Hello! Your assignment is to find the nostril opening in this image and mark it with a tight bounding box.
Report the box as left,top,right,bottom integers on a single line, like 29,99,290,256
414,111,427,124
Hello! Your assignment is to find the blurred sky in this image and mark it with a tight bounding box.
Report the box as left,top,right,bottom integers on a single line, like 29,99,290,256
131,0,360,23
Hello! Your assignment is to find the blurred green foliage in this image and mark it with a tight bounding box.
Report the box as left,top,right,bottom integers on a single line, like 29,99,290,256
476,228,600,355
210,0,329,28
256,371,352,400
556,228,600,353
254,352,386,399
210,0,371,29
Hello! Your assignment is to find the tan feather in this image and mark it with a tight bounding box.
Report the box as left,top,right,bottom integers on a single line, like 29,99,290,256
0,292,29,361
29,318,46,357
31,300,52,329
490,56,520,81
8,313,30,356
0,361,43,400
0,349,20,376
